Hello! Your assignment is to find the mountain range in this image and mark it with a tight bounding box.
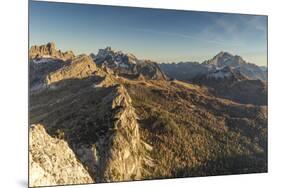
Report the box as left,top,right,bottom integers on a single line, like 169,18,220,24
29,43,268,187
160,51,267,81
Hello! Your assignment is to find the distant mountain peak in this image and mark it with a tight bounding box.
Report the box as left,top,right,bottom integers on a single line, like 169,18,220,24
203,51,246,69
96,46,114,58
93,47,166,80
215,51,233,58
29,42,75,61
95,47,136,68
30,42,56,53
95,47,137,62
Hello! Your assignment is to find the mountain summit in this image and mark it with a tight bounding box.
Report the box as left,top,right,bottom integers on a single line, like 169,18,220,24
30,42,75,61
203,51,244,68
92,47,167,80
203,51,267,80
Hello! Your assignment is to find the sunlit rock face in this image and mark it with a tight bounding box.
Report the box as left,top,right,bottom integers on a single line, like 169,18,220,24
29,124,94,187
46,55,98,85
29,42,75,61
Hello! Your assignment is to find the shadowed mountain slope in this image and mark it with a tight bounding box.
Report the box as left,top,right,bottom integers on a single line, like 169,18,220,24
193,66,268,105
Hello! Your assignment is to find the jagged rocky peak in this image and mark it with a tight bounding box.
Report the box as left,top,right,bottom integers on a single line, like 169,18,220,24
95,46,138,65
215,51,233,58
30,42,55,54
93,46,166,80
203,51,244,68
29,42,75,61
96,46,114,59
200,51,267,80
95,46,116,63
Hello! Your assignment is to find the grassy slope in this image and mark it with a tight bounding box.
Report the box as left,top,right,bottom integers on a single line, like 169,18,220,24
123,79,267,178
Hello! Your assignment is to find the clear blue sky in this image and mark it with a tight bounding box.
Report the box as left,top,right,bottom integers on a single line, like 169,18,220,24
29,1,267,66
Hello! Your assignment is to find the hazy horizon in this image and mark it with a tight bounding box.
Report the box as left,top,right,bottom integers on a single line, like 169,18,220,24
30,1,268,66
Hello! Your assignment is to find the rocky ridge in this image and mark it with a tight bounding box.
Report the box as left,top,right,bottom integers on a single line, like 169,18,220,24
91,84,153,182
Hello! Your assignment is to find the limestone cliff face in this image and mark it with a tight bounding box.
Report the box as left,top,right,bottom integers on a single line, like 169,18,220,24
99,85,148,181
29,124,94,187
30,42,75,61
46,55,97,85
72,84,153,182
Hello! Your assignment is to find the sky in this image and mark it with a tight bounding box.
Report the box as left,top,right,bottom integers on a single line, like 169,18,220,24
29,1,268,66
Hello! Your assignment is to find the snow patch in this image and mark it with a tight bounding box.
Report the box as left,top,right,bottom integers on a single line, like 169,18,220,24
33,58,54,64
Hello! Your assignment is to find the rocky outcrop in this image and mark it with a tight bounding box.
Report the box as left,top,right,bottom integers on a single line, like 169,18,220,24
29,124,93,187
46,55,97,85
72,84,153,182
98,85,151,181
30,42,75,61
